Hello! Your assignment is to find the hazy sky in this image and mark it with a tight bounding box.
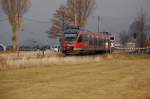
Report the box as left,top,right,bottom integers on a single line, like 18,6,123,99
26,0,149,19
0,0,149,45
96,0,149,17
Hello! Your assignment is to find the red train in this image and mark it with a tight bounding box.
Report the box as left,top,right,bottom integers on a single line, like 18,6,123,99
60,28,115,55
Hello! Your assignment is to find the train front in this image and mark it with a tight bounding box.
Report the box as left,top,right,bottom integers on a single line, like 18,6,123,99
61,29,79,54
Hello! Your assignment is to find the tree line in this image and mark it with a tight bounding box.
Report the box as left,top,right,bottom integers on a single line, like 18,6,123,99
120,9,150,48
0,0,149,51
0,0,96,51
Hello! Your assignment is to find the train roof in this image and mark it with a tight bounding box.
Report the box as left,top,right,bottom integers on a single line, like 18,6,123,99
65,26,112,35
64,28,112,35
64,29,80,34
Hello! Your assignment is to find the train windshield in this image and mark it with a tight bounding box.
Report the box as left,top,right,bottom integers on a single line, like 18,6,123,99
64,29,79,43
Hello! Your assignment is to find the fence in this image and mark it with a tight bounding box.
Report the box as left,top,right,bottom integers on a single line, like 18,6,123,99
114,47,150,54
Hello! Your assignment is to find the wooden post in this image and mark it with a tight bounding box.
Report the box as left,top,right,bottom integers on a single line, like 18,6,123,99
42,50,45,57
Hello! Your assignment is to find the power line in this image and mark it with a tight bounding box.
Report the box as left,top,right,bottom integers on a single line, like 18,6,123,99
23,16,51,23
0,18,8,22
21,29,40,35
98,16,100,32
0,16,51,23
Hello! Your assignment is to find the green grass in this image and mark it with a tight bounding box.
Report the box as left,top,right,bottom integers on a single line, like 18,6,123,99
0,59,150,99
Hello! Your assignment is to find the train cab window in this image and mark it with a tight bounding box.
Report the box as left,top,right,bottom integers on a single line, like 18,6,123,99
89,36,93,45
83,35,88,42
94,37,97,45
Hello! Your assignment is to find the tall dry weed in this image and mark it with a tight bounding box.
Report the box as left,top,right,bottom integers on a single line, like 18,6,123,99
0,56,7,70
2,56,103,70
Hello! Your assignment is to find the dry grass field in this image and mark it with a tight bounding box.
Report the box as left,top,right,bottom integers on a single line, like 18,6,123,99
0,53,150,99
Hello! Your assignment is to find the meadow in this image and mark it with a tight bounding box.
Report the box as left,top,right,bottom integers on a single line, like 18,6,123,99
0,52,150,99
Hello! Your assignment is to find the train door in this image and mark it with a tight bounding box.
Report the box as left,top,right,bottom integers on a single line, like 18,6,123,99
89,35,93,50
91,35,95,50
77,34,88,48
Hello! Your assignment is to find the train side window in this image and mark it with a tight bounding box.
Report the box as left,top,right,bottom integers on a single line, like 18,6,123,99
93,37,95,45
96,38,98,46
149,38,150,41
101,39,104,45
89,36,93,45
94,37,97,45
97,37,99,45
99,39,101,45
97,37,100,46
89,36,91,45
92,36,95,45
87,35,90,44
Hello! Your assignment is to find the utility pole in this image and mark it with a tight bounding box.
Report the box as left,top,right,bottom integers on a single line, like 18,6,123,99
62,6,65,32
98,16,100,32
62,14,65,32
75,13,77,26
74,0,77,26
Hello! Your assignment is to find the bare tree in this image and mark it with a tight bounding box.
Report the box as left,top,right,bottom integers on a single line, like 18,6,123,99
49,0,96,37
138,9,146,47
119,31,130,46
1,0,30,51
49,5,72,38
67,0,96,27
128,9,147,48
